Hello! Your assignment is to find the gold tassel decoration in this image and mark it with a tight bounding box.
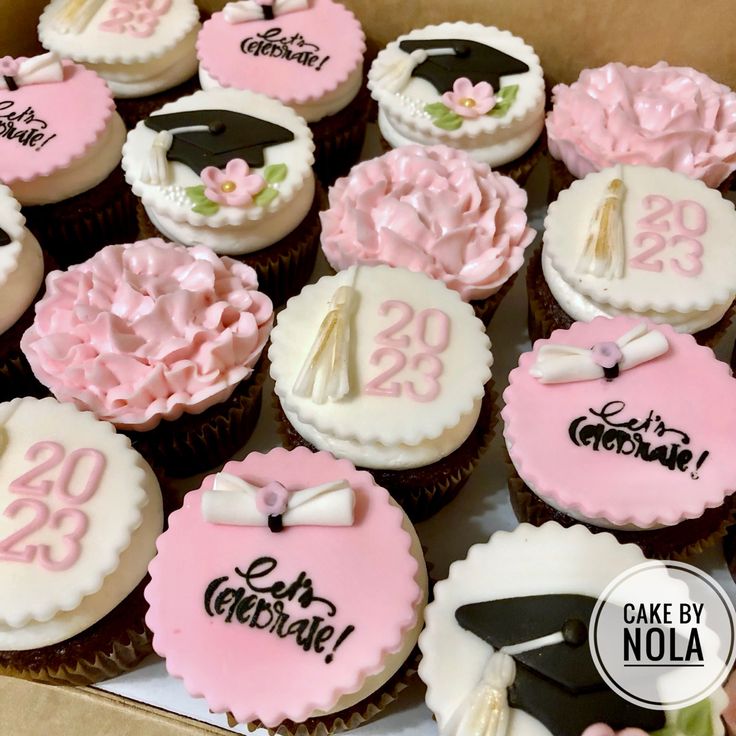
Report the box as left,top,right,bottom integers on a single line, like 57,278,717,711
576,176,626,279
53,0,106,34
293,285,357,404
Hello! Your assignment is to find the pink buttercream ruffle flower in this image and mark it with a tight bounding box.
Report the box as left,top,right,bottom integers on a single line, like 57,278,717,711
20,239,274,432
201,158,266,207
546,61,736,187
320,145,536,302
0,57,18,77
442,77,496,118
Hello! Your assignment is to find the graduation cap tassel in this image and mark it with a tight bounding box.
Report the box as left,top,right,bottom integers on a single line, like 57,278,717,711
293,284,357,404
53,0,106,34
576,173,626,279
376,47,458,93
141,125,213,186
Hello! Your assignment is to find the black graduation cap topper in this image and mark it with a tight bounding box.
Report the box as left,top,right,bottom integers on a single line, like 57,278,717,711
453,595,668,736
0,227,10,247
143,109,295,175
397,38,530,94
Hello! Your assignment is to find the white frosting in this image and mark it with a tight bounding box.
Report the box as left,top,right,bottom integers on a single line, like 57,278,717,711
316,496,428,716
0,397,163,650
369,23,545,167
38,0,200,97
543,165,736,333
199,62,364,124
0,187,44,337
122,88,316,254
10,112,126,207
270,265,493,471
419,521,726,736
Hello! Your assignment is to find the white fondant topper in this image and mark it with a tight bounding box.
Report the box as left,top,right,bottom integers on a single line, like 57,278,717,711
52,0,106,34
201,472,355,527
0,53,64,90
293,284,357,404
530,323,668,384
223,0,309,24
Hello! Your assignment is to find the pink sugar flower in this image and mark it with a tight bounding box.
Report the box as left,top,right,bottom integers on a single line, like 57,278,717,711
442,77,496,118
256,481,289,517
591,341,623,369
581,724,649,736
201,158,266,207
0,57,18,77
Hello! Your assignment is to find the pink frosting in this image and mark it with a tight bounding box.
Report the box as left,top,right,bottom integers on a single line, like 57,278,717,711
546,62,736,187
502,316,736,528
21,239,273,431
145,447,421,726
320,145,536,302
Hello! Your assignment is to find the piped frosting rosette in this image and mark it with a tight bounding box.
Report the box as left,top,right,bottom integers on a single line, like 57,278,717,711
546,62,736,187
21,239,273,431
320,145,536,302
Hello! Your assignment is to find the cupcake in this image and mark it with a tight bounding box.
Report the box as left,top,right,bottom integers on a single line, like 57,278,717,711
0,396,163,685
123,87,319,306
546,62,736,197
269,265,495,522
0,186,46,402
197,0,369,185
320,145,536,324
145,447,428,731
0,53,135,267
502,316,736,559
38,0,201,129
419,521,728,736
529,164,736,347
20,239,273,479
368,22,546,183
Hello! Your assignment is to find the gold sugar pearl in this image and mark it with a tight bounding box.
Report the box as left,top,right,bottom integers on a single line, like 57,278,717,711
221,181,237,193
460,97,477,108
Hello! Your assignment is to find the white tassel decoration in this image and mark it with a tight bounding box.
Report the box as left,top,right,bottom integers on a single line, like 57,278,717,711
224,0,309,23
293,285,357,404
375,47,458,93
53,0,106,34
141,131,174,186
576,175,627,279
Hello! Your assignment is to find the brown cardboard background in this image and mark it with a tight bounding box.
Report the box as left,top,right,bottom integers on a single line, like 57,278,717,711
1,0,736,734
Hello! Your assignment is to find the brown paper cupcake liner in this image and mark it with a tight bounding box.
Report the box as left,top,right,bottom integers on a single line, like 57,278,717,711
126,354,269,478
232,644,422,736
137,181,324,308
378,129,545,187
0,579,152,686
24,167,138,268
311,81,371,187
115,75,202,130
526,245,735,348
274,380,498,523
505,454,736,560
548,155,736,204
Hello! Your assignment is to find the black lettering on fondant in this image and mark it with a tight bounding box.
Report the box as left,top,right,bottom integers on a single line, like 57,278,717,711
0,100,56,151
568,401,708,478
203,556,355,664
240,28,330,71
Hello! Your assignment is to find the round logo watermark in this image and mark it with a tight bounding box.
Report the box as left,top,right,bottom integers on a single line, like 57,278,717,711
590,561,735,710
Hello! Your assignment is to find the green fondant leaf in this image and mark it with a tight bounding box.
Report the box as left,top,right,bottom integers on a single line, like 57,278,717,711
676,700,713,736
424,102,451,117
185,185,208,204
433,112,463,131
192,199,220,216
253,186,278,207
263,163,288,184
488,84,520,117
